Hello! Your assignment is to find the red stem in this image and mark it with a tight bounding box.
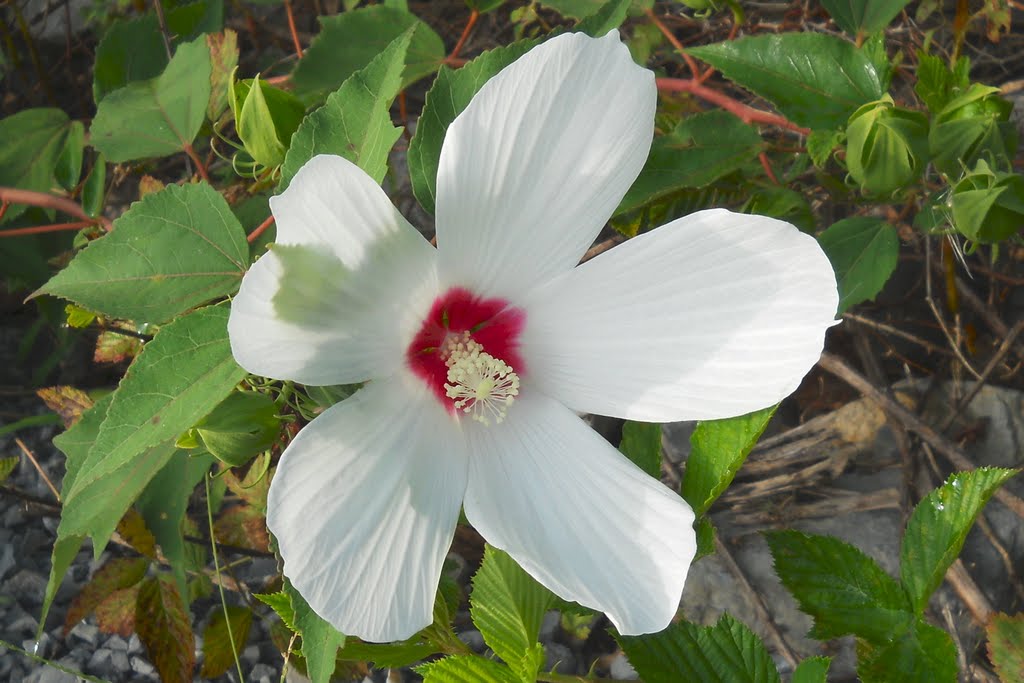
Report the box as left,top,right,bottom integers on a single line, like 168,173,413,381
758,151,780,184
183,143,211,183
284,0,304,59
0,220,95,237
0,187,113,231
645,8,701,79
448,10,479,62
248,214,275,244
655,77,811,135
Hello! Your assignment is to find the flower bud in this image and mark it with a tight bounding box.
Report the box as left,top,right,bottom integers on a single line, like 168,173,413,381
845,95,929,195
229,72,306,169
929,84,1018,178
950,159,1024,243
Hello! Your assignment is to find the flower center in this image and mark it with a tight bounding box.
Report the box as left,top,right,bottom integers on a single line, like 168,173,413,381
443,333,520,425
406,288,526,423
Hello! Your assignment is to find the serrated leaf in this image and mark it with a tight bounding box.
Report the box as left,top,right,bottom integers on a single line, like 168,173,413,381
291,5,444,102
618,421,661,478
137,452,213,598
96,584,142,636
915,53,970,114
94,328,143,364
201,605,253,678
285,581,345,683
817,217,897,315
417,655,520,683
116,508,158,558
37,183,247,323
616,111,762,215
987,613,1024,683
681,405,776,517
214,504,270,552
694,516,716,561
67,307,245,501
64,557,147,634
471,545,555,682
256,591,297,632
136,575,195,683
574,0,631,36
688,34,883,130
806,129,842,168
765,530,912,643
858,619,957,683
617,613,780,683
37,386,93,429
792,656,831,683
336,638,438,668
53,393,113,495
280,29,412,190
409,37,541,215
55,121,85,192
90,37,211,162
92,0,223,102
821,0,911,35
0,108,73,223
900,468,1017,614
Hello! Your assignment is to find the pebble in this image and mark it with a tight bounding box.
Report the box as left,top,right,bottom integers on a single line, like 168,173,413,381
110,650,129,673
6,569,48,606
104,635,128,651
250,662,278,683
0,543,16,580
68,622,99,647
544,642,575,674
127,633,143,655
85,648,111,671
539,610,561,641
609,652,638,680
130,655,156,677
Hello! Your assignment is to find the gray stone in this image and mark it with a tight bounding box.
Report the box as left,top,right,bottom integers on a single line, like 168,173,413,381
130,656,156,677
543,642,575,674
539,610,561,642
0,543,16,580
608,652,637,680
7,611,40,635
249,663,278,683
104,635,128,651
110,650,130,673
85,649,112,672
127,633,143,655
7,569,47,606
242,643,261,664
23,666,78,683
456,629,485,652
68,622,100,647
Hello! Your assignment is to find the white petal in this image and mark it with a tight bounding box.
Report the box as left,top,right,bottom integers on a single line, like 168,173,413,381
435,31,655,300
229,155,438,384
519,210,839,421
463,391,695,635
267,376,468,643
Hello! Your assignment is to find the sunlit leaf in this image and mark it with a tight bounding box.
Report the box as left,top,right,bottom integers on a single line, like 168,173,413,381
417,654,520,683
285,581,346,683
820,0,911,35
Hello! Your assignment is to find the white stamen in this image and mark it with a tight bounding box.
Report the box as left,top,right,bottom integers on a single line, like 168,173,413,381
443,333,519,426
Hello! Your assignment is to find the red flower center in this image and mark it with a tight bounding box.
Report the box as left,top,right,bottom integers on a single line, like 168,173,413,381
406,287,526,414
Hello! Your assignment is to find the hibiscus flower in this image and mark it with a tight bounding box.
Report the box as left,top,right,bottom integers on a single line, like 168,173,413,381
228,30,838,643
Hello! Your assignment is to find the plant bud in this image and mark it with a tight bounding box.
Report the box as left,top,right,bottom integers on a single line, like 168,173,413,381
929,84,1018,178
845,95,929,195
950,159,1024,243
229,72,306,169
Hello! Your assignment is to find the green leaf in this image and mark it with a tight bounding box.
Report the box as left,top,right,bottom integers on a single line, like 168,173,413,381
914,52,969,113
471,545,554,682
285,581,346,683
681,405,776,517
618,421,661,478
616,111,762,215
987,613,1024,683
207,30,238,121
832,210,896,273
816,216,897,314
409,37,541,215
792,656,831,683
336,638,439,668
617,614,780,683
90,36,212,162
92,0,223,102
82,153,107,218
137,451,213,596
194,391,279,466
0,456,17,483
0,108,73,223
844,96,929,195
233,75,306,168
36,182,248,324
38,537,86,641
688,33,883,130
280,29,412,190
900,468,1017,614
574,0,631,35
858,619,958,683
55,121,85,192
806,129,842,168
201,606,253,678
291,5,444,103
765,530,912,643
417,655,520,683
466,0,506,11
541,0,649,20
256,591,297,632
820,0,911,35
135,574,196,683
68,306,246,501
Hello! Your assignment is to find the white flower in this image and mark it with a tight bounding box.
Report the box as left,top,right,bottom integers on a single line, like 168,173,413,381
228,31,838,643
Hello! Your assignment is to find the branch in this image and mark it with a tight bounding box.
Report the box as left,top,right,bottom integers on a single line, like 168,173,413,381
655,77,810,136
0,187,112,231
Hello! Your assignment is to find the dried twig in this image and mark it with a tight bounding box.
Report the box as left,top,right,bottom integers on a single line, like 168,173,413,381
14,438,60,501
